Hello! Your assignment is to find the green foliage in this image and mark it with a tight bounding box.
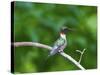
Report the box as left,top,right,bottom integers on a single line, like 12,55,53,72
14,1,97,73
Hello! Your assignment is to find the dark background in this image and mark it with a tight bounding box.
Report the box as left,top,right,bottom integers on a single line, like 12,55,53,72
13,1,97,73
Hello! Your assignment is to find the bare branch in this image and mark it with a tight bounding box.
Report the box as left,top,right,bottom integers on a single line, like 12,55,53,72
13,42,52,50
60,52,85,70
76,48,86,63
13,42,85,70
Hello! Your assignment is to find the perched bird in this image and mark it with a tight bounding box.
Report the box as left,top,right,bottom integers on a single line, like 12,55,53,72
48,27,71,57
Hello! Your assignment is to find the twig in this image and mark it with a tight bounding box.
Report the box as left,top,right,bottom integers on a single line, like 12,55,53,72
76,49,86,63
13,42,85,70
60,52,85,70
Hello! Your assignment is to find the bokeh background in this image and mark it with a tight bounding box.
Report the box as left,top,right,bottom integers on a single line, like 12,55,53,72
13,1,97,73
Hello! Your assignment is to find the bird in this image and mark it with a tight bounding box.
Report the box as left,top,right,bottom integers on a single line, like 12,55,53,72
48,27,72,57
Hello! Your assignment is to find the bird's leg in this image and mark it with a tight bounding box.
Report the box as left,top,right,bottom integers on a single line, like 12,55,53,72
58,49,63,53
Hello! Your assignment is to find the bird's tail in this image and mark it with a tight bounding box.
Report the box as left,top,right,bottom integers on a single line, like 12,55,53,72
42,55,51,68
44,55,51,63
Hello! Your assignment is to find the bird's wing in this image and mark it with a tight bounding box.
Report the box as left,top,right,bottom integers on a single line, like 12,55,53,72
54,38,65,46
50,38,65,56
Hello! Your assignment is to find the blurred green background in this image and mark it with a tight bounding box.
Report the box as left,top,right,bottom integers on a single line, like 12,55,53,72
14,1,97,73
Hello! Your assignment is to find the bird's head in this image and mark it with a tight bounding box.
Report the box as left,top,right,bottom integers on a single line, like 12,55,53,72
60,27,72,34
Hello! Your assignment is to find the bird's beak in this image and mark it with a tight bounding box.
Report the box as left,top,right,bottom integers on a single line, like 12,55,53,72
67,28,75,32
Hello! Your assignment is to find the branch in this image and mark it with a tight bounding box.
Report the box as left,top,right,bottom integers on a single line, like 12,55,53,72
13,42,52,50
76,48,86,63
13,42,85,70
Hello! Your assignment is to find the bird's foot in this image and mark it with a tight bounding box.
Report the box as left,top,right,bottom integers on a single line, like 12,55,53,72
58,50,63,53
